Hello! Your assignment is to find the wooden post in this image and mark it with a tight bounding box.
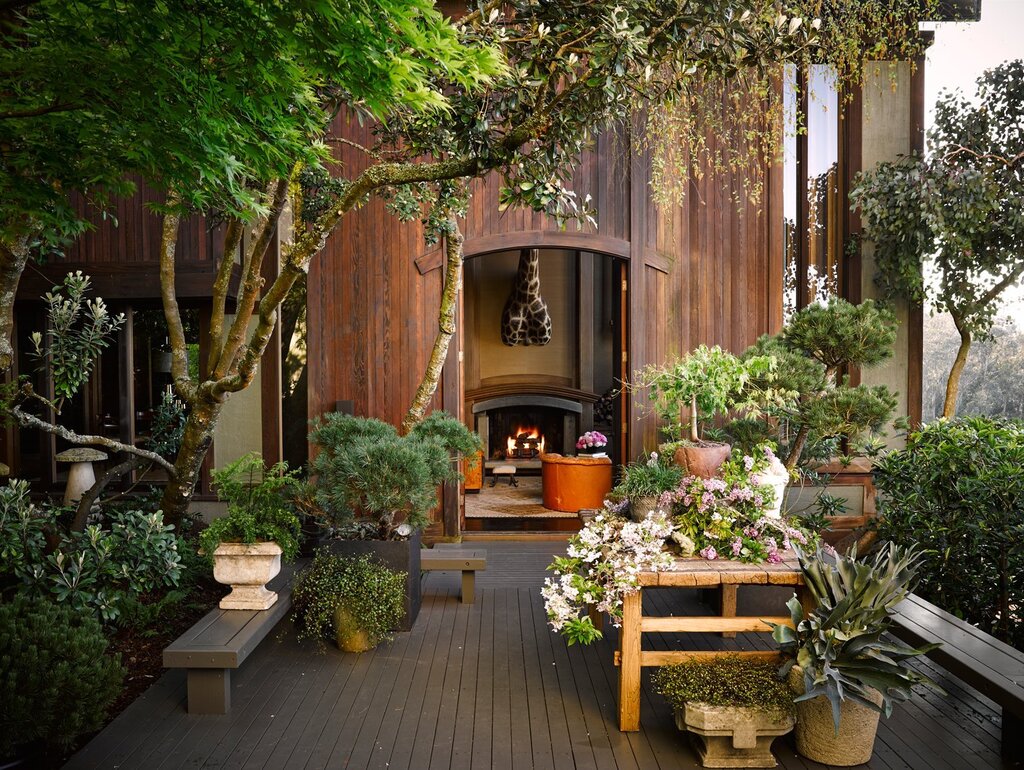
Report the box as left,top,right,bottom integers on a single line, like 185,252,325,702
186,669,231,715
461,569,475,604
618,589,642,731
720,584,738,639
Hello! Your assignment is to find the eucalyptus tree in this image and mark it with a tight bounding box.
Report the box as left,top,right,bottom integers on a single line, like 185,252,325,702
852,60,1024,417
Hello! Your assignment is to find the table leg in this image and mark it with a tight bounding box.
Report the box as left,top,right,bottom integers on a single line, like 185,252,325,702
720,584,738,639
618,589,642,731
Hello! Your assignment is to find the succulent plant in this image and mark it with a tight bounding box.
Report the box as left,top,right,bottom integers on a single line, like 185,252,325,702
769,543,944,731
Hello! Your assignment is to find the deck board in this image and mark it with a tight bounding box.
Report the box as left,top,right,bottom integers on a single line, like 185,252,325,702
67,541,1007,770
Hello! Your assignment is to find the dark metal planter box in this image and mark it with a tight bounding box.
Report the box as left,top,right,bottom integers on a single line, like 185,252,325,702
325,531,422,630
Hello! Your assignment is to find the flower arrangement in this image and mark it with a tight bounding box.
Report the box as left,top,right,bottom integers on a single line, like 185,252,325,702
575,430,607,452
659,445,812,564
542,511,675,645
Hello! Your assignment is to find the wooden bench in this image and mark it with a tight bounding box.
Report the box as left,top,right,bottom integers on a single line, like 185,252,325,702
891,592,1024,760
421,546,487,603
163,566,296,714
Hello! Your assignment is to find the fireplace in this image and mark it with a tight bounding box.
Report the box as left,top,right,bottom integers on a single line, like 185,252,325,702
472,395,582,464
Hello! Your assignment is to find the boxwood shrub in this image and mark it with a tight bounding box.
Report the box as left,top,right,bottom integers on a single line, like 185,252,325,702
874,416,1024,647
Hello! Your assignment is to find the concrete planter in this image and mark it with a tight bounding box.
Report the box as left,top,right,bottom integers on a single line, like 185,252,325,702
326,530,421,630
677,702,795,768
788,666,883,766
212,542,282,610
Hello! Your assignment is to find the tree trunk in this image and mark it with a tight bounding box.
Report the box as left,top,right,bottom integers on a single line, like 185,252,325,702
943,324,971,418
689,394,699,443
0,235,30,372
402,221,463,434
159,399,223,527
784,424,811,472
72,454,149,532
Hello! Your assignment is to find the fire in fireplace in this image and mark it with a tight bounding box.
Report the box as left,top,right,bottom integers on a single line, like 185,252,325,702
505,426,546,459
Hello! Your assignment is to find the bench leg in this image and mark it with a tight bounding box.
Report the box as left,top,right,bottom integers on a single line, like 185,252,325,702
461,570,475,603
720,584,738,639
509,475,518,487
1004,708,1024,761
187,669,231,714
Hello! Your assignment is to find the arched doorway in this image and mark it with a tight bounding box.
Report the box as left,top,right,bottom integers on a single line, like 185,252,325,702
459,243,629,532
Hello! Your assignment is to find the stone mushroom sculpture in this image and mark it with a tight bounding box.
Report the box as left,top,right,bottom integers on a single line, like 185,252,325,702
55,447,108,505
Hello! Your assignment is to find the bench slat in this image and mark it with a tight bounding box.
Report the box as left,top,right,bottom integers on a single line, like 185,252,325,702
421,552,486,571
891,594,1024,717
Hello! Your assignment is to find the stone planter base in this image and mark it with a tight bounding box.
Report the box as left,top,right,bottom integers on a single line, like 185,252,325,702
212,542,283,610
678,702,795,768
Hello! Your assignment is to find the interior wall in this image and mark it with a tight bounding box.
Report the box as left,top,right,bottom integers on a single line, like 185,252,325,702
470,249,577,385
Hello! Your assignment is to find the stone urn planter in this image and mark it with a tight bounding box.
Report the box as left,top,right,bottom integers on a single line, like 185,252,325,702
788,666,883,766
676,702,795,768
674,442,731,479
212,542,282,610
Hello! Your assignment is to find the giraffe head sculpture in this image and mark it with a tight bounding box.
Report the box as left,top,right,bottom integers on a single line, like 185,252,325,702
501,249,552,346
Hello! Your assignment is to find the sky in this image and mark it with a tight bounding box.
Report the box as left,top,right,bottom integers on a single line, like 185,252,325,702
922,0,1024,322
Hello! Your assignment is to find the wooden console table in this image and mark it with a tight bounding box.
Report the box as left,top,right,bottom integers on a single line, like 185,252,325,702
616,557,813,731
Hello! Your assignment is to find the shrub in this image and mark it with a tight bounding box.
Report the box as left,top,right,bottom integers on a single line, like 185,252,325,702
200,453,303,561
0,595,124,757
652,656,794,717
1,480,184,622
292,550,406,650
874,416,1024,647
308,412,481,538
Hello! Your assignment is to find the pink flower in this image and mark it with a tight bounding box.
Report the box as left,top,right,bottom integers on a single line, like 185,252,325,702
743,455,755,471
731,538,742,556
700,546,718,560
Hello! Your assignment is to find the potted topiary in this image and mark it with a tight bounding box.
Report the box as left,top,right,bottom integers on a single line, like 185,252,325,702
292,550,406,653
635,345,774,478
770,543,943,766
307,410,481,629
199,453,303,610
652,656,795,768
615,452,683,520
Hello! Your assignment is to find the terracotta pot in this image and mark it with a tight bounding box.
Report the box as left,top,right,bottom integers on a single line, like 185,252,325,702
334,605,375,653
674,442,732,478
212,542,282,610
788,666,883,766
677,701,795,768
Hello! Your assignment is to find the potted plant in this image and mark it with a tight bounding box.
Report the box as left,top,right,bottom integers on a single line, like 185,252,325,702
615,452,682,520
307,410,481,629
770,543,943,766
652,656,795,768
635,345,774,478
575,430,608,455
199,453,303,610
292,550,406,653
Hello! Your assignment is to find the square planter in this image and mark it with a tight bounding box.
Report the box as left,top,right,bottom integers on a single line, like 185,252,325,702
326,530,421,630
678,702,795,768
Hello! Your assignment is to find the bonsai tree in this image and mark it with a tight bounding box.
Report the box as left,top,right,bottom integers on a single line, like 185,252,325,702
851,60,1024,417
636,345,774,445
770,544,942,764
731,299,899,471
292,550,406,653
633,345,774,477
199,453,303,561
308,412,481,539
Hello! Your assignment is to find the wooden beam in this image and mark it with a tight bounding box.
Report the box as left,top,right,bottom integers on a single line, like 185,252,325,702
640,616,791,634
613,650,783,667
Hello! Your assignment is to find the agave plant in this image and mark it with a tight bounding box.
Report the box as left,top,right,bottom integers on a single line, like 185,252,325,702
769,543,944,731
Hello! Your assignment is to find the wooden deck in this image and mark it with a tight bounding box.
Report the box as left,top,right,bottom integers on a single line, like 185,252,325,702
67,542,1008,769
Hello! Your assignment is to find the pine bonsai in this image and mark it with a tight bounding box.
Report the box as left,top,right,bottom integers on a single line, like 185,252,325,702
731,299,899,471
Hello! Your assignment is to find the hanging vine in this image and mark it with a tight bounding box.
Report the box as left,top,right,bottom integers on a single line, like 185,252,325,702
649,0,943,208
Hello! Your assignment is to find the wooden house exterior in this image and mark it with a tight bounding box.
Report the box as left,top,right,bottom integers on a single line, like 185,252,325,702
2,47,939,533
